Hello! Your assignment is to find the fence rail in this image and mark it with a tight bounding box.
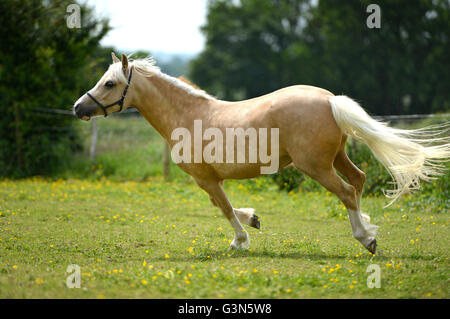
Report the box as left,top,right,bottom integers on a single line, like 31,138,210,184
373,113,450,120
33,107,75,115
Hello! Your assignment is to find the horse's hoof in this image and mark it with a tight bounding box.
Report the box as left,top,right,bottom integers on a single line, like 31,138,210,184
250,214,260,229
366,239,377,254
230,242,249,250
230,235,250,250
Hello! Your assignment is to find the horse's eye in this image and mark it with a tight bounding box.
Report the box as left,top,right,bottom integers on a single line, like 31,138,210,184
105,80,115,88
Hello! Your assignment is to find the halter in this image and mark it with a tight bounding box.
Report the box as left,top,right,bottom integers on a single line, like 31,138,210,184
86,68,133,117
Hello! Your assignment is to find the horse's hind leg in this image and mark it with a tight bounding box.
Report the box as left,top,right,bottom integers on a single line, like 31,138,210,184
299,165,378,253
234,208,260,229
333,139,370,222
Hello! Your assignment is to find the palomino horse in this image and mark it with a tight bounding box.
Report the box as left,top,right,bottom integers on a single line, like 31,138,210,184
74,53,449,254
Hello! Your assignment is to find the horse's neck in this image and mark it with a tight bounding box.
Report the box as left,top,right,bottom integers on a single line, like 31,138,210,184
134,74,214,142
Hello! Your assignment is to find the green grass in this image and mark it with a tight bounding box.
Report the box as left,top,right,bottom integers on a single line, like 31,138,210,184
0,177,448,298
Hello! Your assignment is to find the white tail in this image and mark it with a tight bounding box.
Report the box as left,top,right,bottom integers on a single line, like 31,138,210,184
329,95,450,205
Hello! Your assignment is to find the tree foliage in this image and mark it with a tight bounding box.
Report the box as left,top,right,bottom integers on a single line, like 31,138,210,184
190,0,450,114
0,0,110,177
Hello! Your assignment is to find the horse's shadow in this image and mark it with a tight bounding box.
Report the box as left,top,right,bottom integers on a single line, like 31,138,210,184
148,246,442,263
147,249,396,263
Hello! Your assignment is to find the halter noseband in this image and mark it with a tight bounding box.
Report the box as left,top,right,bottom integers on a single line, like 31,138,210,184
86,68,133,117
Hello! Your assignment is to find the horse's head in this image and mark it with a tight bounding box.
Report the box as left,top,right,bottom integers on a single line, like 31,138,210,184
74,53,134,120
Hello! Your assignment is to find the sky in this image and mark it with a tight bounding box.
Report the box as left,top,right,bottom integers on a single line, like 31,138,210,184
87,0,209,55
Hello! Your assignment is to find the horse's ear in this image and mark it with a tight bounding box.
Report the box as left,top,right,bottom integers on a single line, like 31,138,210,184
111,52,120,63
121,54,129,74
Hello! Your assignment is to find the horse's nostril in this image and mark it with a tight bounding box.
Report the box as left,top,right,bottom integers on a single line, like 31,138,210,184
74,103,81,112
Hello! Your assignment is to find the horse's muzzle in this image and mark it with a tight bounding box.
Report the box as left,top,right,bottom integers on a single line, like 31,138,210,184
74,103,99,121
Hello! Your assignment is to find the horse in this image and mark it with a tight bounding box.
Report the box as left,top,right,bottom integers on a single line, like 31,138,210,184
74,53,450,254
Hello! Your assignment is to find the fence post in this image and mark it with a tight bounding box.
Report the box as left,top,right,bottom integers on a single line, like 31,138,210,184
163,141,170,180
90,118,98,161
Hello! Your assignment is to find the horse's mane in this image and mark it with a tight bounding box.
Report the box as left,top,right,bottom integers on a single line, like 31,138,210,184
109,56,215,100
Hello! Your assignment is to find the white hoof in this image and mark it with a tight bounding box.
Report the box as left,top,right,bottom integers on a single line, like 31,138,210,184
355,222,379,248
230,232,250,250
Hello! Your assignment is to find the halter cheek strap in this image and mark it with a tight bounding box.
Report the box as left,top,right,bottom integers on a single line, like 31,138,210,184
87,68,133,117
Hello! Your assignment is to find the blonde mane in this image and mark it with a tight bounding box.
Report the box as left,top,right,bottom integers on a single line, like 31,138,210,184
109,56,215,100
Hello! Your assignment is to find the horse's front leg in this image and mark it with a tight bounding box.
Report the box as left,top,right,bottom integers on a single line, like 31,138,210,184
196,178,250,250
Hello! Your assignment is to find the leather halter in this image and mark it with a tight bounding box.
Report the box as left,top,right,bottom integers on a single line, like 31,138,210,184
86,68,133,117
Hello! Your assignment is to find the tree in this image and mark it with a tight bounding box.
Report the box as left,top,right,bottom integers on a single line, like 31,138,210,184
190,0,449,114
0,0,110,176
304,0,450,115
191,0,312,100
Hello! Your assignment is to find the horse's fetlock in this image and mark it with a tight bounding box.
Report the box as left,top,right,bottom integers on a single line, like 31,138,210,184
353,230,367,241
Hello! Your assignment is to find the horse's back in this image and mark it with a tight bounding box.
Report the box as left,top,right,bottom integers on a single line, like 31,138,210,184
220,85,333,106
273,85,334,97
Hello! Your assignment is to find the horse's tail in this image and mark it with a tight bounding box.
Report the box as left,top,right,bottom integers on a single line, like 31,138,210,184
328,95,450,205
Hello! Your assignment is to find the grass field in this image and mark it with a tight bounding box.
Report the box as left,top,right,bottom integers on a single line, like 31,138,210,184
0,116,448,298
0,176,448,298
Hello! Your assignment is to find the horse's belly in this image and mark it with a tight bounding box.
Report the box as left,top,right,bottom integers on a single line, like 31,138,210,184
211,153,292,180
213,163,263,180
